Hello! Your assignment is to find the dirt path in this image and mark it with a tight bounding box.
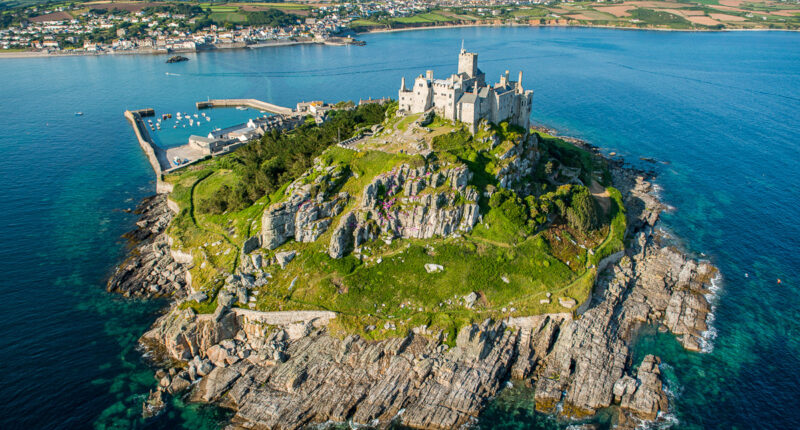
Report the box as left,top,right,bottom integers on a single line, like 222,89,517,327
590,179,611,215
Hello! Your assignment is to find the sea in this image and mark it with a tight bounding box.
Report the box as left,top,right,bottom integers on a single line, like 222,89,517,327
0,27,798,429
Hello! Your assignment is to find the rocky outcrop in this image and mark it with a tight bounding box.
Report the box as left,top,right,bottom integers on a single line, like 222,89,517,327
107,194,189,298
617,355,669,420
328,162,480,258
261,165,350,250
532,228,714,420
138,221,715,429
494,133,540,192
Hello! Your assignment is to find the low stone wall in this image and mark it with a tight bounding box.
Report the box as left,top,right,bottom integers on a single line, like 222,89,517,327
598,250,626,274
231,309,336,326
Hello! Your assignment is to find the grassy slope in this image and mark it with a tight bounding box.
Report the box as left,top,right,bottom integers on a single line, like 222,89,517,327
164,108,629,345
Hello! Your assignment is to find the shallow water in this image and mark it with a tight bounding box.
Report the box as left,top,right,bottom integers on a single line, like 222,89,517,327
0,26,798,429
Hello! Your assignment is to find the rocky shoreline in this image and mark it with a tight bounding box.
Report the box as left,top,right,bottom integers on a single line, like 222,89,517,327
107,194,189,299
109,148,717,429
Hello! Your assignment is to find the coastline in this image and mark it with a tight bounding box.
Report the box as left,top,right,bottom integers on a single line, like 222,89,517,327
111,120,719,429
0,38,338,59
3,22,796,60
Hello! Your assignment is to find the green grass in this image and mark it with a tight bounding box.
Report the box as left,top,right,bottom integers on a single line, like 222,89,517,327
349,19,383,28
391,12,459,24
629,8,693,28
209,11,247,23
208,6,239,13
589,187,626,266
395,113,421,132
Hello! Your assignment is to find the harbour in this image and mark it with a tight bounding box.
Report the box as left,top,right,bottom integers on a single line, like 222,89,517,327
125,99,316,184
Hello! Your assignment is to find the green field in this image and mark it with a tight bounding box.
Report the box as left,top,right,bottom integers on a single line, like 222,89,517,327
209,11,247,23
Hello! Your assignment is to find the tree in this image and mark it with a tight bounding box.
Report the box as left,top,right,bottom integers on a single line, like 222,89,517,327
544,160,556,176
566,186,601,232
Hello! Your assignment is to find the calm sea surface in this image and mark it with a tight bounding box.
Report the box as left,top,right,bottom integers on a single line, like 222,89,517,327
0,27,798,429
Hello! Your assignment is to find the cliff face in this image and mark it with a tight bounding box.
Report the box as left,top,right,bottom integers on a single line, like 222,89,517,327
494,133,541,192
329,162,480,258
260,165,350,250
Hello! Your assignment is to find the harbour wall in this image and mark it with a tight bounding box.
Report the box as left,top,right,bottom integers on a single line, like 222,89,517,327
196,98,294,116
124,108,173,194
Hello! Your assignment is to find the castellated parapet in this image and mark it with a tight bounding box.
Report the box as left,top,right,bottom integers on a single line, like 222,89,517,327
398,49,533,133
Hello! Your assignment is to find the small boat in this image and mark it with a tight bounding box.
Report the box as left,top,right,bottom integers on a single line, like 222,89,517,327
173,126,176,129
236,106,247,111
75,112,83,116
193,114,199,118
206,117,211,121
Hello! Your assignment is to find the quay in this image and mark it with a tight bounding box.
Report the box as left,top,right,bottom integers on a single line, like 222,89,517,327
196,99,294,116
124,108,173,193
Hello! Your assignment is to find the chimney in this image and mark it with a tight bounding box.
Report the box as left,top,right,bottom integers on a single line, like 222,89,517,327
400,76,406,91
426,70,434,81
517,71,523,92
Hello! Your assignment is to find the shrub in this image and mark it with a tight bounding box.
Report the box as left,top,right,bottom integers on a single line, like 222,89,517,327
566,186,601,232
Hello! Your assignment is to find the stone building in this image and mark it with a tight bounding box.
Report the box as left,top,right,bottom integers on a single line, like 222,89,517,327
398,48,534,133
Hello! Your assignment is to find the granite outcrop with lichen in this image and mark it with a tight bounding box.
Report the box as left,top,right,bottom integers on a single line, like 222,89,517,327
132,163,717,428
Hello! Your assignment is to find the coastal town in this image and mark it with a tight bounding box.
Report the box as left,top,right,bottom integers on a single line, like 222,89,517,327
2,0,799,55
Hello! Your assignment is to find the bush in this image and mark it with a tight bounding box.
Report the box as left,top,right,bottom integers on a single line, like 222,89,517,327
566,187,601,232
500,196,527,227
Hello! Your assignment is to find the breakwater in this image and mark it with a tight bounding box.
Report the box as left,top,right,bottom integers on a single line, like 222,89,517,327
124,109,173,194
196,99,294,116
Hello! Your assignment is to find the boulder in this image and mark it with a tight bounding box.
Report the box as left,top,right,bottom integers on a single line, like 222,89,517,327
558,297,577,309
275,250,297,269
425,263,444,273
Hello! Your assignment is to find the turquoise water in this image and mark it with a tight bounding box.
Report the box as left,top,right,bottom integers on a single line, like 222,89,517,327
0,27,798,429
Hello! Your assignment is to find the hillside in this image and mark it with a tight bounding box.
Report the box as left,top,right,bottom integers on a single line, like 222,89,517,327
161,101,626,342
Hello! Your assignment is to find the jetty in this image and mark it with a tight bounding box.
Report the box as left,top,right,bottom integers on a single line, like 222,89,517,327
124,108,173,193
196,98,294,116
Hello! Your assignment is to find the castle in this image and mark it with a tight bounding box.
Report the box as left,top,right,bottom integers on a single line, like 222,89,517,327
398,48,534,133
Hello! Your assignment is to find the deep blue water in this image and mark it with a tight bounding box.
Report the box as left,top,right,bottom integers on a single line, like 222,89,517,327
0,27,798,429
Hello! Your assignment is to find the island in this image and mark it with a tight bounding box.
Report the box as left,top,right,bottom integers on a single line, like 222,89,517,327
166,55,188,63
112,50,718,429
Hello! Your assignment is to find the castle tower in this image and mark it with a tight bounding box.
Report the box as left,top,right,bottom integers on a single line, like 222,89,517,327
517,71,523,93
458,49,478,79
400,76,406,91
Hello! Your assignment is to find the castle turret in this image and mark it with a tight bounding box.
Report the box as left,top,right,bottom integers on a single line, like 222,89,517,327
426,70,434,81
458,49,478,79
400,76,406,91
